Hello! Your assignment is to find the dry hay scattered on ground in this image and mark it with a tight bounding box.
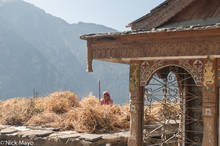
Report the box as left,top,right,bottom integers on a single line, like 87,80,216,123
0,91,180,133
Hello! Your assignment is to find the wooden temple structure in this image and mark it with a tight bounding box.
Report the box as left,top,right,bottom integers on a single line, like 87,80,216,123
81,0,220,145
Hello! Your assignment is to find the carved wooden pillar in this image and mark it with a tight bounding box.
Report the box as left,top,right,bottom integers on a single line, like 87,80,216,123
217,59,220,146
128,62,144,146
202,57,218,146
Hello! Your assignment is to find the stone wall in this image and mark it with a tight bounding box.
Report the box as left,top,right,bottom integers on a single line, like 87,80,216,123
0,125,129,146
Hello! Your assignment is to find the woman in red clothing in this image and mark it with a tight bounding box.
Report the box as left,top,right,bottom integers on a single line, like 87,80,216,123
100,91,113,105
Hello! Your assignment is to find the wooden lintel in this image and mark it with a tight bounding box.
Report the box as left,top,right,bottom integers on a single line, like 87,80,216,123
89,34,220,62
95,56,220,65
96,58,130,64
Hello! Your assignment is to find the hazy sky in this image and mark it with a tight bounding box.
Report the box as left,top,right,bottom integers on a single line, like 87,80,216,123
23,0,164,31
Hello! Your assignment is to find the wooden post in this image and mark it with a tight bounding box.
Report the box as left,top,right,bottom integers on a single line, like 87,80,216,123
128,62,144,146
217,59,220,146
219,87,220,146
202,57,218,146
87,40,93,72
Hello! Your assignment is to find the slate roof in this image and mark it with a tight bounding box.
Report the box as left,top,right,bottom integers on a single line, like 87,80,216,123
127,0,170,26
80,23,220,40
127,0,197,30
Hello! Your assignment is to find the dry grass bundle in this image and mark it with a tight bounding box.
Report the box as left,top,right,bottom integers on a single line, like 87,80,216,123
63,95,130,133
80,93,100,107
0,91,131,133
44,91,79,114
118,104,130,128
0,97,42,125
0,91,183,134
0,91,79,126
26,112,62,128
64,105,127,133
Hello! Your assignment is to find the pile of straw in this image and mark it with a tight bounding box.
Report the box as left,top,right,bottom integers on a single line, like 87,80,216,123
44,91,80,114
63,94,130,133
0,91,130,133
0,91,180,133
0,97,42,125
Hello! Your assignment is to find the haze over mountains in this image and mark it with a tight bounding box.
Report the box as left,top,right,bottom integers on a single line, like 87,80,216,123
0,0,129,104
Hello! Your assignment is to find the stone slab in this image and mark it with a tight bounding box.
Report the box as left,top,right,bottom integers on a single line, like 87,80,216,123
115,131,130,138
101,134,122,144
0,125,129,145
0,128,17,134
0,125,8,130
102,134,121,140
57,134,81,139
19,130,54,138
10,126,30,131
49,131,81,140
26,126,59,131
49,131,77,136
79,134,102,142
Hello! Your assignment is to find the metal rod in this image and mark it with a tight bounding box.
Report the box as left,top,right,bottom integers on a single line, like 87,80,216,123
182,81,186,146
99,80,101,101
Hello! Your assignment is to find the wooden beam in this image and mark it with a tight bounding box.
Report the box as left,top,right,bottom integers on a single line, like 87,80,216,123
89,32,220,62
98,55,220,64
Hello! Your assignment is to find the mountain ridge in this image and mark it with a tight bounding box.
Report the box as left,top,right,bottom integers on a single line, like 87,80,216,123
0,0,129,104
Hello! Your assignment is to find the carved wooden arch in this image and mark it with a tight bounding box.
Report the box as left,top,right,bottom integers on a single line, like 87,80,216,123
140,59,203,86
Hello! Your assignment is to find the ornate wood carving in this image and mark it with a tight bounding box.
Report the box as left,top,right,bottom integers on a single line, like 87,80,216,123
202,58,218,146
140,58,218,146
129,62,144,146
203,60,215,88
130,63,140,94
217,59,220,86
90,35,220,60
140,59,203,86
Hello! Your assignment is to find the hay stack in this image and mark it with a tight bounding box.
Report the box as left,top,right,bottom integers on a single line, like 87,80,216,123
44,91,79,114
26,112,62,127
0,91,130,133
63,94,130,133
0,97,41,125
0,91,182,134
79,93,100,107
